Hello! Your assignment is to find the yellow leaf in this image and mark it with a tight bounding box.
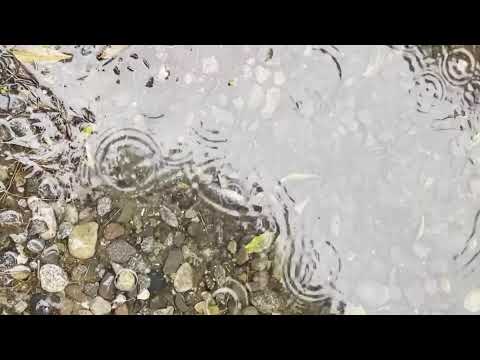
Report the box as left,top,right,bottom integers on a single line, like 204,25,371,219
245,231,275,254
0,86,8,95
12,47,72,64
82,126,94,137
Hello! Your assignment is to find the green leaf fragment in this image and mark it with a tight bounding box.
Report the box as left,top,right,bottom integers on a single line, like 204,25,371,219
0,86,8,95
245,231,275,254
82,126,94,136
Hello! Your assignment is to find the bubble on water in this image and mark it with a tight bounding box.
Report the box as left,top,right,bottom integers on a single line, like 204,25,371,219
94,127,162,192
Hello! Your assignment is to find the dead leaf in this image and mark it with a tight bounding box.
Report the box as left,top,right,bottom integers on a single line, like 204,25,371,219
12,47,73,64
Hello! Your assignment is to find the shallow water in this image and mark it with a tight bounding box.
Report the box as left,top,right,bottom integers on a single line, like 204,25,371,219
2,45,480,314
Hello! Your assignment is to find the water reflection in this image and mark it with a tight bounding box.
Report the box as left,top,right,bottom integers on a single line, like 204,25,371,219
6,45,480,314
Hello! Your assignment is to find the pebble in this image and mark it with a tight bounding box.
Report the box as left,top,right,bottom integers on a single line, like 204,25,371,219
464,288,480,312
242,306,259,315
251,257,270,272
57,222,73,240
103,223,125,241
14,300,28,314
65,284,88,303
63,204,78,224
106,239,136,263
236,247,249,265
148,271,167,295
60,298,74,315
114,269,138,292
250,289,283,314
137,288,150,300
77,309,93,315
79,207,94,222
174,263,194,293
30,293,60,315
0,165,8,182
173,232,185,247
184,208,197,219
97,197,112,217
26,238,45,254
27,197,57,240
0,210,23,228
39,264,69,293
84,282,100,298
114,303,129,315
140,236,155,254
90,296,112,315
98,272,116,301
159,205,179,228
163,248,184,274
153,306,174,315
187,222,204,238
9,265,31,280
68,222,99,260
174,293,189,312
227,240,237,255
10,233,27,244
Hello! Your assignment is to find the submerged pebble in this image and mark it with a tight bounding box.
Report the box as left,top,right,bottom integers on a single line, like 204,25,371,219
39,264,69,293
68,222,99,260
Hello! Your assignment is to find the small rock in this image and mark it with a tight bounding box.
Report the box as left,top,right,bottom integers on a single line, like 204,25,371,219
79,207,94,222
153,306,174,315
27,197,57,240
227,240,237,255
249,271,269,291
0,210,23,228
148,271,167,295
184,208,197,219
174,263,194,293
103,223,125,241
236,247,249,265
26,238,45,254
10,233,27,244
213,265,226,287
140,236,155,254
9,265,31,280
159,205,179,228
187,222,204,238
137,288,150,300
68,222,99,260
90,296,112,315
84,282,100,298
106,239,136,263
60,298,74,315
464,288,480,312
97,197,112,217
98,272,116,301
0,165,8,182
71,264,88,282
30,293,61,315
163,248,184,274
173,232,185,247
63,204,78,224
114,269,137,292
174,293,189,312
77,309,93,315
0,180,5,193
242,306,259,315
251,257,270,272
39,264,69,293
57,222,73,240
65,284,88,303
114,303,129,315
250,289,283,314
14,300,28,314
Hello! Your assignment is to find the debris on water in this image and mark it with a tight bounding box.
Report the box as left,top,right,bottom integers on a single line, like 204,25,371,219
245,231,275,254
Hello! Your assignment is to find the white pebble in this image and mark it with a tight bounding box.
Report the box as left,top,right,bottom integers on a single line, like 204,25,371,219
464,288,480,312
39,264,69,293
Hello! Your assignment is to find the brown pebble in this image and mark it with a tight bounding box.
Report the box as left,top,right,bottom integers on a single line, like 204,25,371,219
114,304,129,315
104,223,125,241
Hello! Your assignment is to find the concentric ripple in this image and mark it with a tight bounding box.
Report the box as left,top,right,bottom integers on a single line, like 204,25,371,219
412,71,447,113
441,47,476,87
94,128,163,192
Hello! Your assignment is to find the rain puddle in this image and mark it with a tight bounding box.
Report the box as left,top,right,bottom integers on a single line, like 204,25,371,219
0,45,479,315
